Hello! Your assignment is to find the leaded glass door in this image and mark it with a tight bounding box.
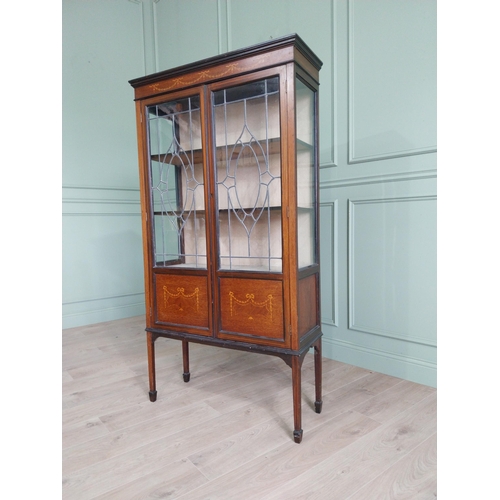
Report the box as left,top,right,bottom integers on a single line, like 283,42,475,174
210,71,287,345
147,93,207,269
145,91,211,332
212,75,283,273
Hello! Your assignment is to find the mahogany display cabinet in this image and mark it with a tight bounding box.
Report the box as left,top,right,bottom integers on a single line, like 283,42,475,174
129,34,323,443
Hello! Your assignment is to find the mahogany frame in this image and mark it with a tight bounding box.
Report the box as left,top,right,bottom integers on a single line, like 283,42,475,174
130,34,323,443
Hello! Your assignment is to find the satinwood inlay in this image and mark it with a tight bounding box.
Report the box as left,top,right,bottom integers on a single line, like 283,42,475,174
164,286,200,313
229,291,273,322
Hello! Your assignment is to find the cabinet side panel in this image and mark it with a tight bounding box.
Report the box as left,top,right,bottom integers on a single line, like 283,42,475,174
298,273,319,338
154,274,209,330
219,278,284,341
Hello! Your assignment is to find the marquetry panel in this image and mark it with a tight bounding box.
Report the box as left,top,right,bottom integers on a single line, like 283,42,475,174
218,278,284,341
154,274,209,329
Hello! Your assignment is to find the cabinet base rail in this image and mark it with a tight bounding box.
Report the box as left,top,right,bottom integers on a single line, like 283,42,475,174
145,328,323,443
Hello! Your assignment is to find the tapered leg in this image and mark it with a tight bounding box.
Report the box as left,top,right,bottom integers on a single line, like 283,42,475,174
147,331,157,402
182,340,190,382
291,355,303,443
314,338,323,413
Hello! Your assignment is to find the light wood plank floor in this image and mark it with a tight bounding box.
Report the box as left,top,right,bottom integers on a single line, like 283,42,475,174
62,315,437,499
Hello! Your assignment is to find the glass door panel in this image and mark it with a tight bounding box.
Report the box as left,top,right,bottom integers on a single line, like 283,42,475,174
296,78,318,268
212,77,282,272
147,95,207,268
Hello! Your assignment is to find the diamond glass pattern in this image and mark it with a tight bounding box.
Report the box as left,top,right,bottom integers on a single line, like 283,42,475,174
213,77,282,271
147,96,207,268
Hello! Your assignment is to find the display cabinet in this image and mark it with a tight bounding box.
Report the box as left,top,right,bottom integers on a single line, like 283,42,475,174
129,34,323,443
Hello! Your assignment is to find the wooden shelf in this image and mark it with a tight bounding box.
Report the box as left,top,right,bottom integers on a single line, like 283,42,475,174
151,206,317,218
153,206,283,217
150,138,313,166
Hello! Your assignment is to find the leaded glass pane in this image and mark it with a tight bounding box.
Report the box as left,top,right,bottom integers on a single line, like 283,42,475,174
147,95,207,268
213,77,282,272
296,78,317,268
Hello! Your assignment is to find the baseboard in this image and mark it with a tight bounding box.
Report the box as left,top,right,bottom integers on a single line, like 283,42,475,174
62,296,145,329
321,335,436,388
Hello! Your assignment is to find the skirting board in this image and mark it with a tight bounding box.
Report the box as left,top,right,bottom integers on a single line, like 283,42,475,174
321,335,436,388
62,297,146,329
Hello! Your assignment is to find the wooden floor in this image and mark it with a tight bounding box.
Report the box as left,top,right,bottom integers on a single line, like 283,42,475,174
62,315,437,499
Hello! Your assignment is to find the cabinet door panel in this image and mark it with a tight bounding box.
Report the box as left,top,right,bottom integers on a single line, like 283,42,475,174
147,94,208,269
154,274,210,331
212,76,283,273
218,278,284,342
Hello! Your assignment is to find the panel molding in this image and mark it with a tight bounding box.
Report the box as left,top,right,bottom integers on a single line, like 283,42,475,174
348,146,438,165
348,195,437,347
62,185,141,215
347,0,437,164
62,184,144,328
217,0,229,54
63,291,145,309
320,168,437,190
322,0,337,169
128,0,159,75
320,201,338,327
226,0,234,52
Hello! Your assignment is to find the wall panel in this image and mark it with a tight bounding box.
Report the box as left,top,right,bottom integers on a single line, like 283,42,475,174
62,187,144,328
63,0,146,328
348,196,437,346
155,0,221,70
62,0,143,188
348,0,437,163
320,201,338,327
320,172,437,386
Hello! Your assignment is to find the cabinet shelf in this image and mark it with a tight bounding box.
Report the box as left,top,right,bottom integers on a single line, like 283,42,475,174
153,205,284,217
151,138,313,166
152,206,315,218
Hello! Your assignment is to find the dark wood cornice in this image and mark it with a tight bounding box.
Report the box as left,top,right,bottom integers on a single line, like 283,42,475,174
129,33,322,88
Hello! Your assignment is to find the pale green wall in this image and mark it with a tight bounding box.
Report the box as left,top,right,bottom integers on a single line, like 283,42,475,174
62,0,145,326
62,0,437,387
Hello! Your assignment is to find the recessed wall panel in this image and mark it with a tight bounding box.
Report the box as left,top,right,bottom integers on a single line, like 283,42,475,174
349,0,437,162
349,196,437,346
155,0,221,69
320,201,338,327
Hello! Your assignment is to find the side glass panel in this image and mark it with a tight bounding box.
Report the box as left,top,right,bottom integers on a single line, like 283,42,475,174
212,77,282,272
296,78,317,268
147,95,207,268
